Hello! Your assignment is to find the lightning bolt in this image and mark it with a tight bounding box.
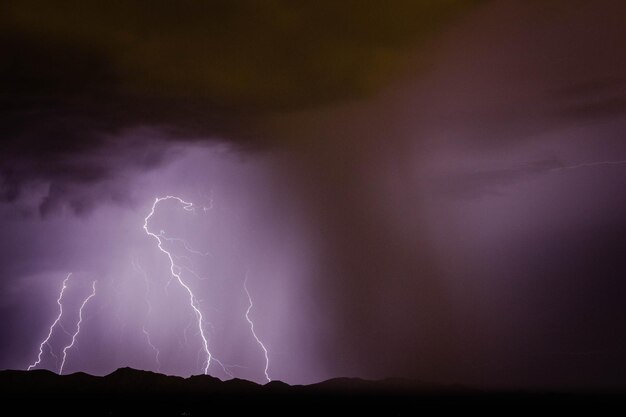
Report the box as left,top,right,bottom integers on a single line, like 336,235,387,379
143,196,212,374
142,327,160,370
27,195,272,380
244,273,271,383
212,357,235,378
27,273,71,371
158,232,211,257
132,258,161,370
59,281,97,375
551,159,626,172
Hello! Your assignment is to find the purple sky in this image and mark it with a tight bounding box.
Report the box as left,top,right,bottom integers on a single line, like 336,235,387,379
1,0,625,388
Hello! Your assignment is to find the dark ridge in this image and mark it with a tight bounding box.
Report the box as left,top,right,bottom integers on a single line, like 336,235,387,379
223,377,260,389
264,379,290,389
186,373,222,385
1,368,624,415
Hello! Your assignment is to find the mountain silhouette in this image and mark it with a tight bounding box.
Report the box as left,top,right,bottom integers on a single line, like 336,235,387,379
1,367,622,415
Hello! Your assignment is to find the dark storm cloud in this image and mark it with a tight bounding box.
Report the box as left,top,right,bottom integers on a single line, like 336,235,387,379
0,0,482,213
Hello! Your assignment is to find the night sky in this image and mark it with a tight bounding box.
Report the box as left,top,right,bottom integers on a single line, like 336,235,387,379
1,0,625,388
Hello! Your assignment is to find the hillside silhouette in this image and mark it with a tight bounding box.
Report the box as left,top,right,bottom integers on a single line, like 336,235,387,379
1,367,622,415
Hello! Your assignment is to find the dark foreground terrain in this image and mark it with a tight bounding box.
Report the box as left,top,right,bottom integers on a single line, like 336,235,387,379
1,368,624,415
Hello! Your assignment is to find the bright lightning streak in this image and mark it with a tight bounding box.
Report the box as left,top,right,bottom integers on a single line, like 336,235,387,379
142,327,160,370
27,273,72,371
132,258,161,370
158,232,210,257
212,357,234,378
143,196,212,375
244,274,271,383
59,281,97,375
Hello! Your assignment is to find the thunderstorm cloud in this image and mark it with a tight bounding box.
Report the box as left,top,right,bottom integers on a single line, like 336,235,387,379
1,0,625,388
